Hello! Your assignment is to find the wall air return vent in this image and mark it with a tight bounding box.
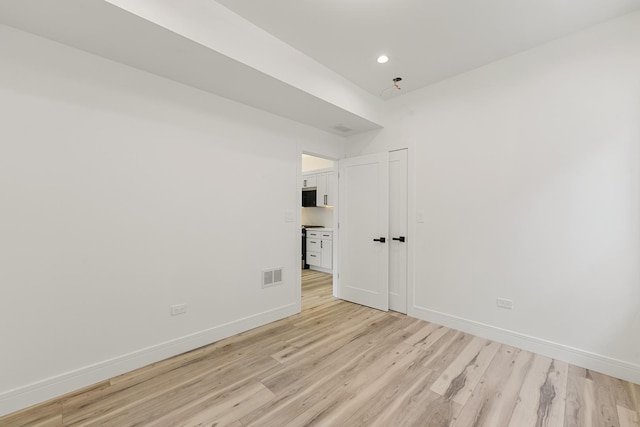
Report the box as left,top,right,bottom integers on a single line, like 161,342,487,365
262,268,284,288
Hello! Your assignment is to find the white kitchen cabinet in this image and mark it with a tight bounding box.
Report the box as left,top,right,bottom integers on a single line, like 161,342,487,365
306,230,332,270
306,236,321,253
315,172,335,207
302,173,317,189
327,172,335,205
320,231,333,269
306,230,322,267
306,251,321,267
316,173,327,206
301,169,335,207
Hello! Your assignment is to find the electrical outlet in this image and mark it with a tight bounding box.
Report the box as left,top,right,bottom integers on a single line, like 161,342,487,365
171,303,187,316
496,298,513,309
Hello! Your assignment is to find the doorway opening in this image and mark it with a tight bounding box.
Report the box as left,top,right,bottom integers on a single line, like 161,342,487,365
298,149,408,314
301,153,337,305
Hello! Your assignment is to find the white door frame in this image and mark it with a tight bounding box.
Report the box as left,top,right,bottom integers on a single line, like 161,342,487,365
389,149,409,313
298,149,340,299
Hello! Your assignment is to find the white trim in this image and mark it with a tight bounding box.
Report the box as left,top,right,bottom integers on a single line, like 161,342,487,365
406,147,416,319
408,304,640,384
0,303,298,417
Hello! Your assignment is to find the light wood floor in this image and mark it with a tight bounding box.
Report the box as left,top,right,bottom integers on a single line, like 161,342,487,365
3,269,640,426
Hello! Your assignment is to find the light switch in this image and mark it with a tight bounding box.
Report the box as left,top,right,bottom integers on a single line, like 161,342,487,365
416,211,425,223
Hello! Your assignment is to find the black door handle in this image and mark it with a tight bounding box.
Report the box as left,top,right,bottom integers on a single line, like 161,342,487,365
392,236,406,242
373,237,386,243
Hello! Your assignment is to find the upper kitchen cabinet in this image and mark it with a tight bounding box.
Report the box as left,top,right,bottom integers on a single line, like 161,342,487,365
301,154,336,207
302,173,317,189
301,169,336,207
316,171,336,207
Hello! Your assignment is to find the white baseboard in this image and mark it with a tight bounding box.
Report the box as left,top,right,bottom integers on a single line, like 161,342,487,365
409,304,640,385
0,303,298,418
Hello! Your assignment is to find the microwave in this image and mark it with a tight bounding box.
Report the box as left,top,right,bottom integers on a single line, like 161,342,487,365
302,188,317,207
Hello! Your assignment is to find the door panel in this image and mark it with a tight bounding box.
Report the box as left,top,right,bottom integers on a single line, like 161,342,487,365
338,153,389,311
389,149,408,313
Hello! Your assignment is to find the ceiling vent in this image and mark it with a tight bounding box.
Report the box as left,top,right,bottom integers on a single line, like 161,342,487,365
332,124,353,133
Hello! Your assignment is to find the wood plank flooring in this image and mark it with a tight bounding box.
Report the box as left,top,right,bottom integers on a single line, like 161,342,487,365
2,269,639,426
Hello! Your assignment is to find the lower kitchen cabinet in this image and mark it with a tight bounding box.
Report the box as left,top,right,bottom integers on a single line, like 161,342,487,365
320,232,332,269
306,251,321,267
306,230,332,269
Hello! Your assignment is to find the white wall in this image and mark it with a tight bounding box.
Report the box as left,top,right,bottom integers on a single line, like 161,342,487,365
301,207,334,228
0,25,345,416
348,11,640,382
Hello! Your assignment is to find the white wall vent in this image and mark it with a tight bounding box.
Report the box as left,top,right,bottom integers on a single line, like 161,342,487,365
262,268,284,288
332,124,353,133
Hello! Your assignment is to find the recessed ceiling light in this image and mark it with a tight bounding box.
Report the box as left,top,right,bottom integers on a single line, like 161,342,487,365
377,55,389,64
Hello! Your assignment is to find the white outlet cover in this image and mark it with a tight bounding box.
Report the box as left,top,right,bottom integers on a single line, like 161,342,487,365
496,298,513,309
171,303,187,316
416,212,425,223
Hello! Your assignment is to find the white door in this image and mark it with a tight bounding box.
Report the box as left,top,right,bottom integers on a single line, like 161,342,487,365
338,153,389,311
389,149,408,313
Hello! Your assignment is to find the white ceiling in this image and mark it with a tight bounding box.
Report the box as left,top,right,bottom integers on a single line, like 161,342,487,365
2,0,639,135
0,0,384,135
216,0,640,99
